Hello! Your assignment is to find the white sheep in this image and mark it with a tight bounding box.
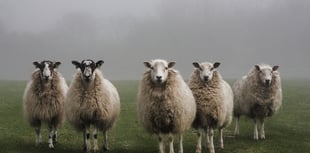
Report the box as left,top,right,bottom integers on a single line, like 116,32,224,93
23,60,68,149
137,59,196,153
233,64,282,140
65,59,120,153
188,61,233,153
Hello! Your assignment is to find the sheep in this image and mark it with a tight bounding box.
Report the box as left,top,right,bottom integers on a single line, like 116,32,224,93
23,60,68,149
188,61,233,153
65,59,120,153
137,59,196,153
233,64,282,140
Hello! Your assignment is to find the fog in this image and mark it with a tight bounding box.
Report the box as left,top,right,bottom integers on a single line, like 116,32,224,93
0,0,309,80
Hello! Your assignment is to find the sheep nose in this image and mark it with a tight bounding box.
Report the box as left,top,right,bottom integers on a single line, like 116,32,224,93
265,79,271,85
84,75,91,81
156,76,162,80
204,76,209,81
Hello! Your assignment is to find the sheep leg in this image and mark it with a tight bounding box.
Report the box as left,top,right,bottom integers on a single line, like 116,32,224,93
208,128,215,153
195,129,202,153
93,128,99,153
205,128,210,147
48,126,55,149
219,128,224,149
158,133,164,153
34,127,42,146
52,129,58,144
234,116,240,136
259,119,265,139
84,127,91,153
253,119,259,140
168,133,174,153
178,134,183,153
83,131,86,151
103,130,109,151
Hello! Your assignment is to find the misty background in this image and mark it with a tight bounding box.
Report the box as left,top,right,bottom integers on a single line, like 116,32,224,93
0,0,309,80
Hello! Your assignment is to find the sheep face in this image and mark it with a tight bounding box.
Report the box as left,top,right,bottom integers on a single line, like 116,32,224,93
72,59,104,82
193,62,220,82
144,59,175,84
255,64,279,86
33,60,61,81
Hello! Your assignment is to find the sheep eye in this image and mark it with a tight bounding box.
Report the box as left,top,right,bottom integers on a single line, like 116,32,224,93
150,67,154,70
165,67,168,70
211,67,214,71
91,64,96,69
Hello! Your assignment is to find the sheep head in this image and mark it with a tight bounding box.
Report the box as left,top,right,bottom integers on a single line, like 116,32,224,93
144,59,175,84
192,61,220,82
255,64,279,87
72,59,104,82
33,60,61,82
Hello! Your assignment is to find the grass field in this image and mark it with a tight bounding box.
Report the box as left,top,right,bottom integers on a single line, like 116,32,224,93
0,80,309,153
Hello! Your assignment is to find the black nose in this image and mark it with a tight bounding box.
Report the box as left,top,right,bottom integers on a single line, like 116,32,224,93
84,76,91,81
204,76,209,81
265,79,270,85
44,76,49,80
156,76,162,80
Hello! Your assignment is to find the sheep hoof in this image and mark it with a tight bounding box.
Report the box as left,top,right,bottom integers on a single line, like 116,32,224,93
49,144,55,149
53,137,57,144
94,146,99,153
260,136,265,140
254,137,258,141
103,146,109,152
195,148,201,153
83,147,91,153
82,145,87,151
36,139,42,146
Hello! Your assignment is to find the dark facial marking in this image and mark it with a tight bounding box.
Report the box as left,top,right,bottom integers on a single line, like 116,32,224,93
80,60,96,72
34,61,56,77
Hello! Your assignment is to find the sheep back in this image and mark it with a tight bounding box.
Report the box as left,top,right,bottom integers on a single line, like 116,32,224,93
65,69,120,131
23,70,67,127
137,70,196,134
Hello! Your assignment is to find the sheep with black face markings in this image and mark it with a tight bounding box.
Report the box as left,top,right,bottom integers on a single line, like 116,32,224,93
23,60,68,149
65,59,120,153
233,64,282,140
188,61,233,153
137,59,196,153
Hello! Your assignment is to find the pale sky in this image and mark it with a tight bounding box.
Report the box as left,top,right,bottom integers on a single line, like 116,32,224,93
0,0,309,80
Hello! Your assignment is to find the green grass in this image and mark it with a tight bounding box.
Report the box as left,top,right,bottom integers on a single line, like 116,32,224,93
0,80,309,153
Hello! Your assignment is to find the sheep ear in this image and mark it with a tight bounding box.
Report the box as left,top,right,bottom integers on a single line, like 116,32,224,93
96,60,104,68
213,62,220,69
33,61,41,68
168,61,176,68
72,61,80,69
272,65,279,71
54,62,61,69
255,65,260,71
192,62,201,69
143,61,152,68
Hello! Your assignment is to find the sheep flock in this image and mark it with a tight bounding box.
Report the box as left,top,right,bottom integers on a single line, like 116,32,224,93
23,59,282,153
